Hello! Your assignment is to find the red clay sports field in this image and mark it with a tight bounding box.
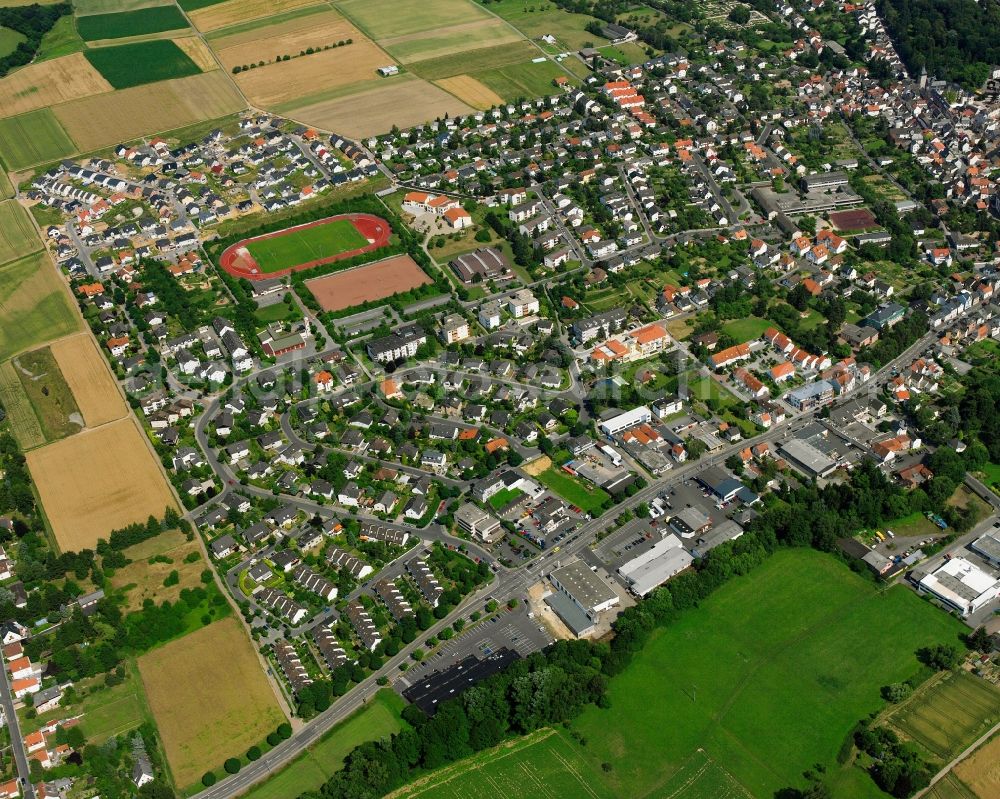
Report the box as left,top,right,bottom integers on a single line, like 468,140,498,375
219,213,390,280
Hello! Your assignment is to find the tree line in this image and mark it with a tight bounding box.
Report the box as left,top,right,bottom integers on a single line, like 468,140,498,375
0,2,71,78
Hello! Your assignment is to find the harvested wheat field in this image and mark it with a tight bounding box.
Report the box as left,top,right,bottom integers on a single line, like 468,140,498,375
234,37,390,107
189,0,320,33
172,36,219,72
110,528,206,612
954,733,1000,799
27,417,177,552
138,616,285,789
289,75,473,138
53,70,245,152
435,74,503,110
49,333,127,427
307,254,431,312
213,8,349,65
0,53,113,119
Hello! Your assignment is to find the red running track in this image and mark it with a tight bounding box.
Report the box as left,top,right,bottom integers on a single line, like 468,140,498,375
219,212,391,280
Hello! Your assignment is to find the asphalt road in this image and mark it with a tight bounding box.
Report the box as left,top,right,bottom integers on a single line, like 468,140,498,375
0,660,34,799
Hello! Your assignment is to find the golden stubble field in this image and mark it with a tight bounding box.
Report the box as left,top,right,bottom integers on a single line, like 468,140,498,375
0,53,113,119
52,70,246,152
138,615,286,788
172,36,220,72
26,417,177,552
954,733,1000,799
289,75,473,138
48,332,127,427
435,74,503,110
189,0,320,32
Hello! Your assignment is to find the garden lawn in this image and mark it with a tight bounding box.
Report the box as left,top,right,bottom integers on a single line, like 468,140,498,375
488,487,524,511
571,548,968,799
245,218,368,273
83,40,201,88
536,467,609,515
240,691,406,799
722,315,771,343
77,6,189,40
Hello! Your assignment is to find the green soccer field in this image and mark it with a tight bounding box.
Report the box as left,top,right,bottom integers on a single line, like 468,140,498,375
244,219,369,274
569,549,969,799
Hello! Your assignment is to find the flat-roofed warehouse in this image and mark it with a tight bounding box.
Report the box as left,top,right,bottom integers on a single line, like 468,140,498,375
618,533,693,597
778,438,838,479
449,247,512,284
970,530,1000,567
916,557,1000,617
549,560,619,616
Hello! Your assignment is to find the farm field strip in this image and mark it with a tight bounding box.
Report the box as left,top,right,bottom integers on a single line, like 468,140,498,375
232,37,391,107
75,0,175,13
953,731,1000,799
26,417,178,552
333,0,495,41
0,251,81,362
76,6,190,40
434,75,504,110
0,108,77,171
83,39,202,89
381,19,523,64
287,75,473,139
406,40,537,81
138,615,285,789
52,69,246,152
0,200,42,265
9,346,83,443
49,332,128,427
0,52,113,120
189,0,322,33
0,361,45,450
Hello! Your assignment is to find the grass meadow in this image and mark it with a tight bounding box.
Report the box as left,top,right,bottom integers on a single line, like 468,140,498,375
392,728,614,799
569,549,968,799
241,691,406,799
0,251,80,362
535,466,610,515
245,218,368,273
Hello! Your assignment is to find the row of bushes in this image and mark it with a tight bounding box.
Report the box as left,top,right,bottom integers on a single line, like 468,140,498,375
201,723,293,786
231,39,354,73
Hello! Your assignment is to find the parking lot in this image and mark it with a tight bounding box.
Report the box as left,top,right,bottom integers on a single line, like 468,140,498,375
396,606,553,688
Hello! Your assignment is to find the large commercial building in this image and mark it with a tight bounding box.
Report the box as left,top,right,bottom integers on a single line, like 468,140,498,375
917,557,1000,617
970,530,1000,567
549,560,619,618
449,247,512,284
598,406,652,437
618,534,693,597
455,502,504,543
778,439,838,479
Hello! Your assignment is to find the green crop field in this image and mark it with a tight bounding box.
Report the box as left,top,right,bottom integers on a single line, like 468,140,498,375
486,0,609,50
77,6,190,41
536,466,609,515
393,728,614,799
177,0,228,10
241,691,406,799
335,0,493,41
0,252,80,362
884,670,1000,762
0,25,25,57
569,549,969,799
0,109,77,171
244,218,368,273
0,200,41,266
83,40,201,88
475,59,571,101
407,40,537,81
